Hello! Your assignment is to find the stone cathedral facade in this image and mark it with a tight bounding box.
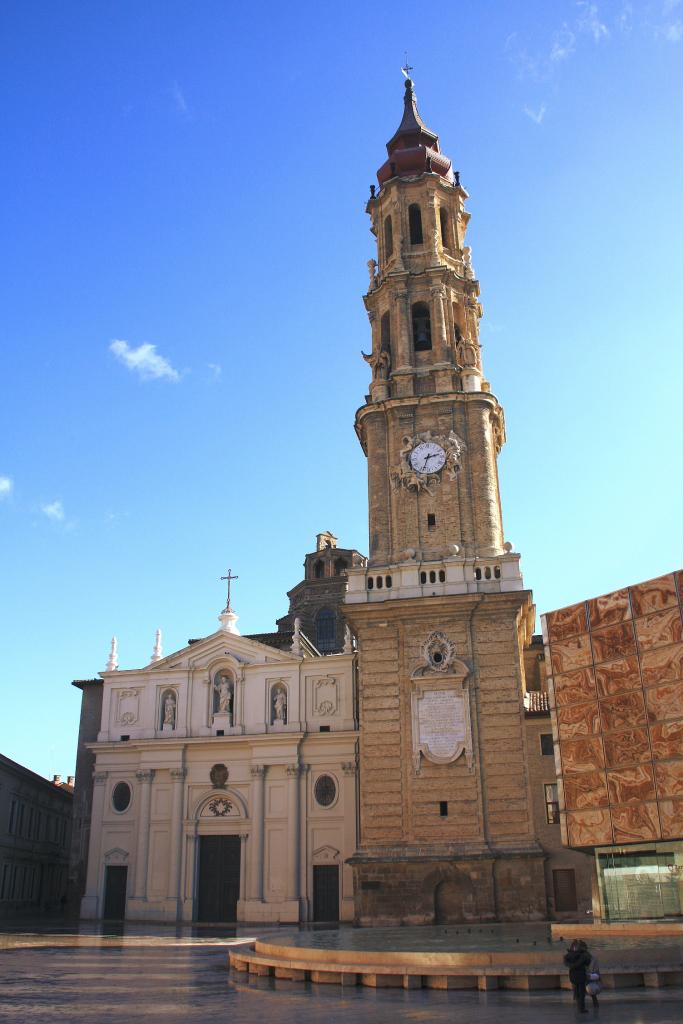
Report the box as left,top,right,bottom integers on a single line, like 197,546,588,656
71,79,592,926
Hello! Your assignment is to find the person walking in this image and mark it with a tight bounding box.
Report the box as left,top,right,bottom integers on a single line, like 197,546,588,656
564,938,592,1013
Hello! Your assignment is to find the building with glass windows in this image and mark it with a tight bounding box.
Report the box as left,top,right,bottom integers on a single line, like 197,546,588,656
543,570,683,922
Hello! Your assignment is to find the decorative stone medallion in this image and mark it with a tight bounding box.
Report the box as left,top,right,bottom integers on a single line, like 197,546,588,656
207,797,233,817
422,630,457,672
209,763,229,789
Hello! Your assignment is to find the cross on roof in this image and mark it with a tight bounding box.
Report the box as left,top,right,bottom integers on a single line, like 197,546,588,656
220,568,239,611
401,53,414,79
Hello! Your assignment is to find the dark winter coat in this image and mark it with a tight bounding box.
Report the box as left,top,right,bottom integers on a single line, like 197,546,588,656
564,947,592,983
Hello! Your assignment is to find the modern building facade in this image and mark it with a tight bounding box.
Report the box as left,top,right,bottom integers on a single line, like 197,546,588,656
543,570,683,922
0,754,73,917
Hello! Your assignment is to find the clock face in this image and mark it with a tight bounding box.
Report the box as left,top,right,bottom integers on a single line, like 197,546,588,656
410,441,446,475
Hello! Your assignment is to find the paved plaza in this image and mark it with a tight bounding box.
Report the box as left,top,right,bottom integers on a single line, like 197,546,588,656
0,923,682,1024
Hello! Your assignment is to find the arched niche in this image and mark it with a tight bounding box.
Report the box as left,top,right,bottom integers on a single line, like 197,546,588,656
270,681,288,726
159,688,177,730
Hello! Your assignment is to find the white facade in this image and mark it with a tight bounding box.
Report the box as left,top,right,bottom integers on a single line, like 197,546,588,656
81,628,358,923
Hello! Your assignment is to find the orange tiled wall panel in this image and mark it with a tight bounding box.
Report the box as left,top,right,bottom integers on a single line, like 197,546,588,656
542,571,683,848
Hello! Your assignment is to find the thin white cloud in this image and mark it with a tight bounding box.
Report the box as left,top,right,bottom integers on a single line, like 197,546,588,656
577,2,610,41
207,362,222,382
110,340,180,382
171,81,189,116
550,27,576,62
617,3,633,32
504,32,542,79
0,476,12,499
665,20,683,39
524,104,547,125
42,500,65,521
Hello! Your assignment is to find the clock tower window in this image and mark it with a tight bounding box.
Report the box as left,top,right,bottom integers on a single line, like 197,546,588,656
380,312,391,351
412,302,432,351
408,204,423,245
439,207,452,250
384,215,393,259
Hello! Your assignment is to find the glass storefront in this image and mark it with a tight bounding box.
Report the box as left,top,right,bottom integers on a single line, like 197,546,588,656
595,842,683,922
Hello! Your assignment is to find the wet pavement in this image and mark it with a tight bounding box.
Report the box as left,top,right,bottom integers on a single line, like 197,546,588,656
1,922,682,1024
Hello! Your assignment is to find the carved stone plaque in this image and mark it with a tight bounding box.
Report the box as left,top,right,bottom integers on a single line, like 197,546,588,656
411,682,473,774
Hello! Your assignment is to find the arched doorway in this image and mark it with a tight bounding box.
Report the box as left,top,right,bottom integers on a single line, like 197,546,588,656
193,789,247,923
434,873,479,924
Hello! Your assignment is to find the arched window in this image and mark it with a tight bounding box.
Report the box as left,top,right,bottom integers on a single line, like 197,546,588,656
439,207,451,249
314,560,325,579
316,608,336,653
412,302,432,351
408,204,423,245
381,312,391,351
334,558,348,576
384,215,393,258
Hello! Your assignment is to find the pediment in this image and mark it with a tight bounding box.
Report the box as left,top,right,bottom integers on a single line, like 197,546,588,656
147,628,296,672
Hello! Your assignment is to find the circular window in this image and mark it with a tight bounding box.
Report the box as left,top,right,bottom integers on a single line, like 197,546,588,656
314,774,337,808
112,782,131,813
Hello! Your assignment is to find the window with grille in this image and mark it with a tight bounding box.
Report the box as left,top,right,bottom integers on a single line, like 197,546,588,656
545,783,560,824
316,609,336,652
314,774,337,808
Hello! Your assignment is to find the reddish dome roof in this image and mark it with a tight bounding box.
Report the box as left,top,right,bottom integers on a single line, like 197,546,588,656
377,78,453,186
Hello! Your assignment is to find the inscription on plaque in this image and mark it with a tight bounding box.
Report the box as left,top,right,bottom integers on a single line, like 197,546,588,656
411,683,473,774
418,691,466,759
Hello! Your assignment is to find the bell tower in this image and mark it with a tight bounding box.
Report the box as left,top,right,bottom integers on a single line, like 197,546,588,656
345,78,547,926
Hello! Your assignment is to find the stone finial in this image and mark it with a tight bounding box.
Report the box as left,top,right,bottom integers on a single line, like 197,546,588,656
503,541,513,553
367,258,377,290
151,628,162,663
218,608,240,634
343,625,354,655
106,636,119,671
291,616,302,657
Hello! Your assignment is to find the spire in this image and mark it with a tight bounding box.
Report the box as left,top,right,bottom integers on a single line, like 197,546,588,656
376,76,453,186
386,77,439,152
151,628,162,663
106,636,118,672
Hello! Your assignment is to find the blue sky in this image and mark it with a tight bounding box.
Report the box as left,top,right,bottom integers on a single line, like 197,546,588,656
1,1,682,778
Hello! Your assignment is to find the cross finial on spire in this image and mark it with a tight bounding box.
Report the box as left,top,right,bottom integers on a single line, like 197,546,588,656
220,568,239,612
401,52,414,80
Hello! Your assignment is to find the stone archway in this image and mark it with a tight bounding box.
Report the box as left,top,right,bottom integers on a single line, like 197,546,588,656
434,872,480,924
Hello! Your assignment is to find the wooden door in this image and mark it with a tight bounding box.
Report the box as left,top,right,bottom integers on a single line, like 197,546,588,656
197,835,241,922
313,864,339,922
103,866,128,919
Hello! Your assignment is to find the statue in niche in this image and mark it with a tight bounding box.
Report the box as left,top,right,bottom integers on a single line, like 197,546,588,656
272,687,288,725
457,336,478,369
213,673,234,723
162,691,176,728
